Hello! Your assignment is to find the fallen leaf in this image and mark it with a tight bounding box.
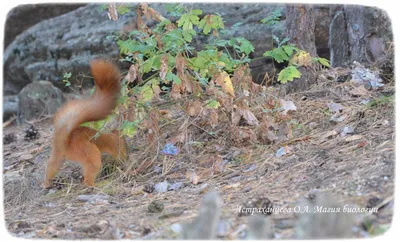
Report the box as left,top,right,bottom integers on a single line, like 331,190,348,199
279,99,297,115
215,71,235,97
107,3,118,21
321,130,338,141
224,182,241,189
345,135,363,142
160,55,168,81
210,110,219,128
189,172,200,185
187,100,202,117
125,64,138,84
240,107,259,126
350,85,370,97
327,102,344,113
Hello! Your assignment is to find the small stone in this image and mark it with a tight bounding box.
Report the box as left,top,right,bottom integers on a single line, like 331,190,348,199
148,200,164,213
143,183,155,193
366,196,381,208
169,182,183,191
199,183,209,194
17,221,31,229
154,181,170,193
78,194,109,202
142,226,151,236
170,223,182,234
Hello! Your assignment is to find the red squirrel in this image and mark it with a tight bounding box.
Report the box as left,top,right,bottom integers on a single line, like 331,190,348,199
44,59,127,188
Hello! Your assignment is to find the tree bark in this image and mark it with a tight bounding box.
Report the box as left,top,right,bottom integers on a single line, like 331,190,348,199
284,4,317,94
329,5,393,67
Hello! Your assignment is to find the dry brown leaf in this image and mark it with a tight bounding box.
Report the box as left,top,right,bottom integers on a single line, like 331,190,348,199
170,83,182,99
210,110,218,128
155,34,163,49
345,135,363,142
349,85,370,97
240,107,259,126
140,3,151,20
107,3,118,21
188,172,200,185
125,64,138,84
152,83,161,100
147,6,166,22
224,183,241,189
279,99,297,115
232,126,257,143
233,102,259,126
320,130,338,142
187,100,202,117
160,55,168,81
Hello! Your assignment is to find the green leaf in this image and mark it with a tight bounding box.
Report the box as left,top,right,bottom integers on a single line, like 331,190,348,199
198,15,224,34
278,66,302,83
182,29,196,42
263,47,290,63
190,9,203,15
317,57,331,67
118,39,135,54
177,10,202,30
261,9,282,25
272,35,280,45
206,99,221,109
166,72,181,84
279,37,290,46
142,56,155,73
117,5,130,15
282,44,299,57
165,3,184,17
89,87,95,96
121,121,138,138
141,85,153,102
236,37,254,55
63,72,72,79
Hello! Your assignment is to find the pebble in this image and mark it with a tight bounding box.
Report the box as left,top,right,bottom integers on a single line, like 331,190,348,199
170,223,182,234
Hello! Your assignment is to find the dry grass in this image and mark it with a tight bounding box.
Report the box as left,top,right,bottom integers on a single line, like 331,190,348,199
3,66,394,239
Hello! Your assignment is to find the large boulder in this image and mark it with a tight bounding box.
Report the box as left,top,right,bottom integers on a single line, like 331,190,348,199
3,4,136,95
4,4,84,49
3,3,288,95
4,3,332,95
3,95,19,121
17,81,65,122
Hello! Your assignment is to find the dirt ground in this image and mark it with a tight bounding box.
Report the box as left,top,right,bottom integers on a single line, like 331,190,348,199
2,70,395,239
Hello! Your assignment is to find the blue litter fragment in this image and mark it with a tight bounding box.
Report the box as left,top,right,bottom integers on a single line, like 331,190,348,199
162,143,178,155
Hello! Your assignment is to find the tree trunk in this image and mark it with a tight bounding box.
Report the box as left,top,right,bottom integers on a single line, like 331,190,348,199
284,4,317,94
329,5,393,67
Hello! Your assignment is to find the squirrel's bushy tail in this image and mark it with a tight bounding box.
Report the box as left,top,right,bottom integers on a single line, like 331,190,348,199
52,59,121,154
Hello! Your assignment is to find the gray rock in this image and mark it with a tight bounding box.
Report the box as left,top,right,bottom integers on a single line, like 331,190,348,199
4,4,84,49
4,4,134,95
17,81,65,122
4,3,334,95
3,95,19,121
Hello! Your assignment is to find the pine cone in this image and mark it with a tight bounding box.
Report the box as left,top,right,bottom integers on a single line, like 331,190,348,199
3,133,16,144
238,195,273,217
24,125,40,140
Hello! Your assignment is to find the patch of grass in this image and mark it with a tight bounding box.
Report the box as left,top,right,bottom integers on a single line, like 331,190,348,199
367,95,394,108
